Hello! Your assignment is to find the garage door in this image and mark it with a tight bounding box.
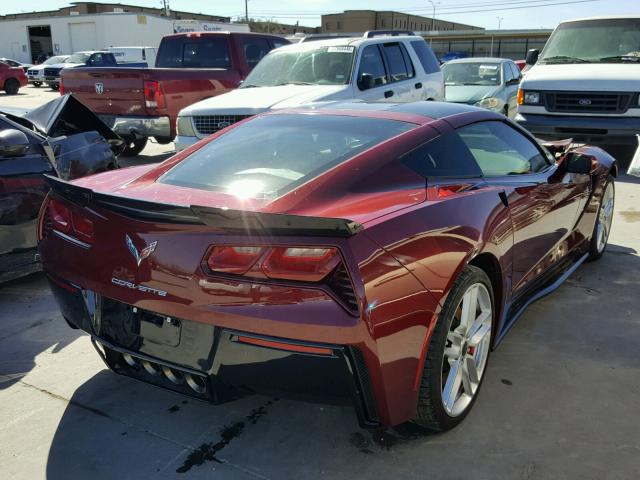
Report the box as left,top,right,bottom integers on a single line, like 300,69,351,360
69,22,97,52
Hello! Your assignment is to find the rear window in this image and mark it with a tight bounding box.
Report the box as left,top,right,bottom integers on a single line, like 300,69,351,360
156,36,230,68
160,114,414,199
410,40,440,74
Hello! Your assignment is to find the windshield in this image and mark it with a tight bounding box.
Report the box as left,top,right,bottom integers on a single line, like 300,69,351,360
242,45,355,87
160,114,413,199
442,62,502,86
44,56,67,65
67,53,91,64
540,18,640,64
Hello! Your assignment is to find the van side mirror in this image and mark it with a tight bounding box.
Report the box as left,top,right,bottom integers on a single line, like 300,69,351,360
525,49,539,66
565,152,595,174
0,129,31,157
358,73,374,90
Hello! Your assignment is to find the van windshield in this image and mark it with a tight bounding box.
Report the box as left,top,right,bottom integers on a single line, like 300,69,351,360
540,18,640,64
241,45,355,87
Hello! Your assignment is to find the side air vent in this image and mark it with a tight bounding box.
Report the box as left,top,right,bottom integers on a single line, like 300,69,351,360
326,263,358,312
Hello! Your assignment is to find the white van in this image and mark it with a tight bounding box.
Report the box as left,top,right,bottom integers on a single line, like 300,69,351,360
516,15,640,153
107,46,157,67
175,31,444,151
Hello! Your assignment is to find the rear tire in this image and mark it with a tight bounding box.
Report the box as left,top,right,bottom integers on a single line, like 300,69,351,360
33,82,42,88
414,265,494,432
587,176,615,261
120,138,148,157
4,78,19,95
50,83,59,91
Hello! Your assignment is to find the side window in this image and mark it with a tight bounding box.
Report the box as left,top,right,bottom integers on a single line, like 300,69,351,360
243,37,271,69
410,40,440,74
502,63,514,83
510,63,521,81
458,122,550,176
88,53,102,65
402,131,483,178
357,45,387,90
382,42,414,82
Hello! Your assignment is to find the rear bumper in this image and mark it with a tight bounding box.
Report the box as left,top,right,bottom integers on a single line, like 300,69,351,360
48,279,381,428
99,115,171,140
515,112,640,146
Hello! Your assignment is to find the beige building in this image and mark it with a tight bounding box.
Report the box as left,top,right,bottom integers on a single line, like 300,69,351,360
0,1,228,22
321,10,481,33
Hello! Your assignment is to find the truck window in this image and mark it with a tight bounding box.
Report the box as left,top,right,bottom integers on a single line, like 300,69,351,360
243,37,271,69
410,40,440,74
539,18,640,64
357,45,387,90
382,42,414,82
157,36,231,68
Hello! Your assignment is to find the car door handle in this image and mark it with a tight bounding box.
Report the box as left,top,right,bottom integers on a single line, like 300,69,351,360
384,90,394,98
414,82,422,89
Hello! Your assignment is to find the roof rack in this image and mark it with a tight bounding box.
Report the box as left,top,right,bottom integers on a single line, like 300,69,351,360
363,30,416,38
299,34,356,43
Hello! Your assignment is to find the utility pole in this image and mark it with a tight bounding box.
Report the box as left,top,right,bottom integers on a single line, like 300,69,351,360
496,16,504,30
427,0,440,31
161,0,169,16
245,0,249,23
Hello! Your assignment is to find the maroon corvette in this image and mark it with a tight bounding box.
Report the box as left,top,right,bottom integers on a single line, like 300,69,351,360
38,102,616,430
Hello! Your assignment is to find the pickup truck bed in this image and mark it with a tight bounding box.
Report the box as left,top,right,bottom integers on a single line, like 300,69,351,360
62,32,288,156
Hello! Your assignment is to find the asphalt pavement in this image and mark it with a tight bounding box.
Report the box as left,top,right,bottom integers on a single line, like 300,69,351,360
1,86,639,480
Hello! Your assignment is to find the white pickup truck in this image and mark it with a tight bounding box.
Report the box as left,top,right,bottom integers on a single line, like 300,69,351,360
175,31,444,151
516,15,640,156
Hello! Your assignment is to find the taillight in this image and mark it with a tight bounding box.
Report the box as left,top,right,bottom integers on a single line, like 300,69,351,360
59,80,64,95
144,80,166,109
71,210,94,243
48,198,72,233
46,197,94,244
262,247,340,282
207,246,265,274
206,246,341,282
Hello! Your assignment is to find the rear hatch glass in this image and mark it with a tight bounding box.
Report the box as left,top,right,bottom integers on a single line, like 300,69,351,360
159,114,414,200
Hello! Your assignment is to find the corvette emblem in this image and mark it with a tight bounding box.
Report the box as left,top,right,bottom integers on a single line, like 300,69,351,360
126,234,157,266
578,98,592,106
95,82,104,94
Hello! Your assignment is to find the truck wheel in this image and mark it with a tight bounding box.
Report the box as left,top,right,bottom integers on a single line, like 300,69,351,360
153,136,172,145
50,83,59,91
120,138,148,157
33,82,42,88
4,78,20,95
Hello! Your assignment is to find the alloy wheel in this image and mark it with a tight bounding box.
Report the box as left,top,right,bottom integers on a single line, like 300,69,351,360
596,183,614,254
441,282,492,417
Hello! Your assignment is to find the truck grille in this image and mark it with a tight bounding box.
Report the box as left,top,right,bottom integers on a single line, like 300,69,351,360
545,92,633,114
193,115,251,136
44,67,61,77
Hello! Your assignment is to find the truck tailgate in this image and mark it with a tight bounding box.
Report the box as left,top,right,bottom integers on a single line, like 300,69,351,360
62,68,150,116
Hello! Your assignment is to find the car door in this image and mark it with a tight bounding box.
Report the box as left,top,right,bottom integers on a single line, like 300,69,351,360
355,44,395,102
408,39,444,101
0,119,53,268
457,120,591,297
379,41,421,102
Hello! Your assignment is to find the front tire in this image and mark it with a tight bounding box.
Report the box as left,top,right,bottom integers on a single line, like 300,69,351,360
414,265,494,431
4,78,19,95
33,81,42,88
588,176,615,261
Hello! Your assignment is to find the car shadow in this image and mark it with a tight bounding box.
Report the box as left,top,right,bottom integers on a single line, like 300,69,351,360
0,273,80,390
617,172,640,184
42,246,640,479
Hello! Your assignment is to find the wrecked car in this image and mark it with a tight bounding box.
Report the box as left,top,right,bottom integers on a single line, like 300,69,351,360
0,94,122,282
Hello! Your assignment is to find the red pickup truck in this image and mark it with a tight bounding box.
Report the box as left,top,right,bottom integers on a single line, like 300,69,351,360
1,61,28,95
61,32,288,155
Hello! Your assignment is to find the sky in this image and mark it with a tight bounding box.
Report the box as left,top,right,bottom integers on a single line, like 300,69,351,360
1,0,638,30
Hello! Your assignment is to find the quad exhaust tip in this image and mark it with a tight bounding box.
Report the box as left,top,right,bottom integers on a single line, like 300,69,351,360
120,352,207,394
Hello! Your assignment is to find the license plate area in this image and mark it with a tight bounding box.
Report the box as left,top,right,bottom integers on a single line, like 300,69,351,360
133,307,181,347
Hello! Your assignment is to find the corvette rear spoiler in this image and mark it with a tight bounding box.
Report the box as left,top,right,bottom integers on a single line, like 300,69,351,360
45,176,363,238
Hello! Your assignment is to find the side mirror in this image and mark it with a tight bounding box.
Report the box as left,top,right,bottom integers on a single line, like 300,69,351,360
525,49,539,66
0,129,31,157
565,152,595,174
358,73,374,90
506,78,520,86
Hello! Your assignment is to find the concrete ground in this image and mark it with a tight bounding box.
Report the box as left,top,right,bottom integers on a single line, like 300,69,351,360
1,86,639,480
